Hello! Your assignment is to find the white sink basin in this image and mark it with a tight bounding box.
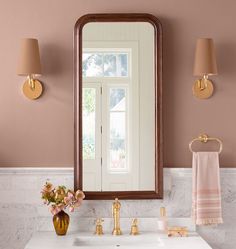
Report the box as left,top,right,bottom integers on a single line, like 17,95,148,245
73,234,164,247
24,231,213,249
24,218,212,249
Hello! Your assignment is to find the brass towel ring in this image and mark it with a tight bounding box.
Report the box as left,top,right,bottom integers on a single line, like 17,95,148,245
189,134,223,154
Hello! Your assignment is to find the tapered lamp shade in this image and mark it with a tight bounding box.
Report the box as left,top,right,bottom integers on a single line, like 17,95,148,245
17,38,42,76
193,38,218,76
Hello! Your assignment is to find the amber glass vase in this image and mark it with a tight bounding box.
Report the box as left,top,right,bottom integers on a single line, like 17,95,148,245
53,210,70,235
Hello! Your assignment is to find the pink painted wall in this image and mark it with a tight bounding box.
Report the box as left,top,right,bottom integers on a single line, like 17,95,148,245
0,0,235,167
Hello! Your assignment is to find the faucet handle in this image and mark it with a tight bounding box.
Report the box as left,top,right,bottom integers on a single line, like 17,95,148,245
96,218,104,225
130,218,139,235
95,218,104,235
132,218,138,226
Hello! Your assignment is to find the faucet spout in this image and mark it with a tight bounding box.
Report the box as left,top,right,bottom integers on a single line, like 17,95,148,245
112,198,122,235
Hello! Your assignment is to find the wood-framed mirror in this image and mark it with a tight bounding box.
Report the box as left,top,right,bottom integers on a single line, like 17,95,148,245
74,13,163,199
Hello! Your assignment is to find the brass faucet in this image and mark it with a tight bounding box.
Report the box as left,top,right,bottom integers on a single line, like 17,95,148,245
112,198,122,235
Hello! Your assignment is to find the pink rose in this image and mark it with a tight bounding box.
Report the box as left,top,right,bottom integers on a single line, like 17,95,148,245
75,190,85,201
68,192,74,198
74,200,82,207
69,206,75,212
42,182,54,194
64,192,74,205
64,196,71,205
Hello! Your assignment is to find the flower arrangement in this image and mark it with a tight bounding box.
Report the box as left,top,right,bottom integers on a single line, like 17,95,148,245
41,182,85,215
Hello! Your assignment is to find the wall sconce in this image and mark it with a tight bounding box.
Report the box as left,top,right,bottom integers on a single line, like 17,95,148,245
193,38,218,99
17,38,43,100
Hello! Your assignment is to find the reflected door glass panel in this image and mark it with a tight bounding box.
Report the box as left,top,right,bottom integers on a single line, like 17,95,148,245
82,84,102,191
109,88,127,172
82,88,96,160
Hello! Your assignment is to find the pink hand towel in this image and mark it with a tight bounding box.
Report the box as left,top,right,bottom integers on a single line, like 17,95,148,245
192,152,223,225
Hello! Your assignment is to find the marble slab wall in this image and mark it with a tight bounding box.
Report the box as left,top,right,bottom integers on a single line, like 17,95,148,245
0,168,235,249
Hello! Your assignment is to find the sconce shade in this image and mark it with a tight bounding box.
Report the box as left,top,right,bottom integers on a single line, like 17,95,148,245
193,38,218,76
17,38,42,76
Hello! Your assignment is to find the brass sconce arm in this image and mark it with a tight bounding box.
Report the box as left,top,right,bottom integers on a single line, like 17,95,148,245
28,75,36,90
197,74,209,90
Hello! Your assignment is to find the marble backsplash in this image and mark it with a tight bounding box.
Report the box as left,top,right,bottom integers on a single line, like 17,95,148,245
0,168,235,249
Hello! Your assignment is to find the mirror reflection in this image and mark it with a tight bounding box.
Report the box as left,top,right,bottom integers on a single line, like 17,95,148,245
82,22,155,192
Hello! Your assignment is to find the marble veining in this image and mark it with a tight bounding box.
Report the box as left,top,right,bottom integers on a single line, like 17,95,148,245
0,168,235,249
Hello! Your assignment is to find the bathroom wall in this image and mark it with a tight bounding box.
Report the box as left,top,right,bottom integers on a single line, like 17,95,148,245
0,168,235,249
0,0,236,167
0,1,236,249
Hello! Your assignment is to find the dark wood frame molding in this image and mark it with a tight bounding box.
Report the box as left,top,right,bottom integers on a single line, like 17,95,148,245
74,13,163,199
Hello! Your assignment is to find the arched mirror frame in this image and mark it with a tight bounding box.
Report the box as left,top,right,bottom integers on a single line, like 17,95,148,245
74,13,163,199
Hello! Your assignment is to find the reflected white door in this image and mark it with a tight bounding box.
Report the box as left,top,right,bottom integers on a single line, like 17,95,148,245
101,85,138,191
82,45,141,191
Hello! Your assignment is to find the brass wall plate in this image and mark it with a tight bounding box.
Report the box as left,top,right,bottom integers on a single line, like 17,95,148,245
22,79,43,100
192,79,214,99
